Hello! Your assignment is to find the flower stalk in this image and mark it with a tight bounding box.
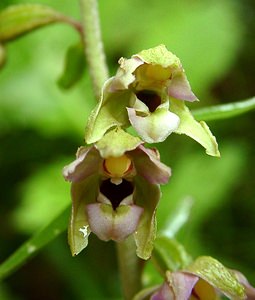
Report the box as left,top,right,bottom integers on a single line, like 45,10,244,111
116,237,143,300
79,0,109,99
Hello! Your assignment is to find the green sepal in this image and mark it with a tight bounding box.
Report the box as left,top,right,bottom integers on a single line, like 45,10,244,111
153,236,192,274
135,44,180,69
68,174,99,256
57,42,86,89
0,4,70,42
134,177,161,260
95,127,142,158
170,99,220,157
85,79,131,144
186,256,246,299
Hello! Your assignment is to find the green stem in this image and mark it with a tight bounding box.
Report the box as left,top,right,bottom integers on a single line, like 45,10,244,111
79,0,109,99
116,237,143,300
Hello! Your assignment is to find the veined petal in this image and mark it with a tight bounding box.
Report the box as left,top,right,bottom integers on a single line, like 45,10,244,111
63,146,101,182
168,70,198,102
130,145,171,184
127,107,180,143
134,177,161,260
109,56,144,91
68,175,99,256
170,99,220,157
86,203,143,241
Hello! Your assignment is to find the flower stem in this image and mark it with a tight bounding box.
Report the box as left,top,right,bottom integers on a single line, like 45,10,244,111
116,237,143,300
79,0,109,100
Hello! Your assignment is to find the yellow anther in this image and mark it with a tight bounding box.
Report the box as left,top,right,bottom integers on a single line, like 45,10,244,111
104,155,132,177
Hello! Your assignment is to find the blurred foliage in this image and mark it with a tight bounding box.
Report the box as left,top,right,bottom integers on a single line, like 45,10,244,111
0,0,254,299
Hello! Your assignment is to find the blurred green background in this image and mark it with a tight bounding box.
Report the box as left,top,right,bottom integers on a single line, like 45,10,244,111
0,0,254,299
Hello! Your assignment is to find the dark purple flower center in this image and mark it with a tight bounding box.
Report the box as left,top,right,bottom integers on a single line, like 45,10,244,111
135,90,161,112
100,179,134,210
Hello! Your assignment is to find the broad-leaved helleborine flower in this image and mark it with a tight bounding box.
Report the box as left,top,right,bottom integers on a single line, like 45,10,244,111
63,129,171,259
85,45,220,157
149,256,255,300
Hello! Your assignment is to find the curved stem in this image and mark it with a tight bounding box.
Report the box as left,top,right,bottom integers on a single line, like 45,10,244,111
79,0,109,100
116,237,143,300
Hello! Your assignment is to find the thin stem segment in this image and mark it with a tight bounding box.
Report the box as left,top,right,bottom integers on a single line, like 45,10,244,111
116,237,143,300
79,0,109,99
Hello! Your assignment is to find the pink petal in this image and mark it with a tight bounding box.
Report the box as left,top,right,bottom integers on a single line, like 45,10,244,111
170,271,199,299
151,282,175,300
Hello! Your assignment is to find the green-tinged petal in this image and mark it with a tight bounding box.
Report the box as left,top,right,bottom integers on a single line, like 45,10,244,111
86,203,143,241
57,42,86,90
127,107,180,143
85,79,131,144
170,99,220,157
95,128,142,158
68,175,99,256
0,4,72,42
135,44,180,69
110,56,144,90
153,236,192,273
0,44,6,68
134,177,161,260
186,256,246,299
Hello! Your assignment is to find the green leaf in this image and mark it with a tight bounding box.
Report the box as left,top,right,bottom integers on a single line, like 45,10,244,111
0,206,69,281
57,42,86,89
186,256,246,299
153,236,192,274
0,4,76,42
171,99,220,157
192,97,255,121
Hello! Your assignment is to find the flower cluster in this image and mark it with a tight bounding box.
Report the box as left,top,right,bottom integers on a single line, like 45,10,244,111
63,45,220,259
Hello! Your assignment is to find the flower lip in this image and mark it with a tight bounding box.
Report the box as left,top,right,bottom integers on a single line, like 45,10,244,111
135,90,161,112
99,179,134,210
